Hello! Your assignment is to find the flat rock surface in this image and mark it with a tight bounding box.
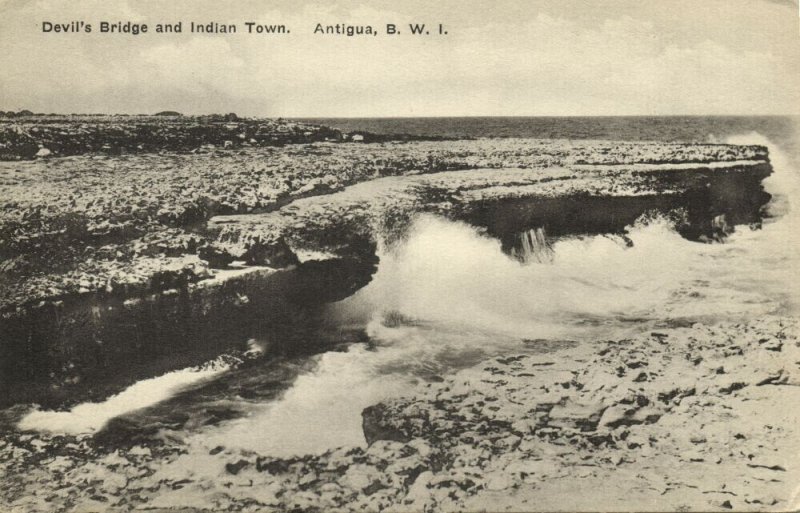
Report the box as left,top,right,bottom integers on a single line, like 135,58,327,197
2,317,797,512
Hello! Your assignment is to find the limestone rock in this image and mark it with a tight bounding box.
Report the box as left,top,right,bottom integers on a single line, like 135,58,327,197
547,399,607,432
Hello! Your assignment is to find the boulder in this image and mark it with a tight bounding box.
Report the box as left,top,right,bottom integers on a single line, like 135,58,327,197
362,404,411,445
243,236,299,267
198,244,235,268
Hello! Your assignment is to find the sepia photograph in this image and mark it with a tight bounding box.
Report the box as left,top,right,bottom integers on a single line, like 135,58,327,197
0,0,799,511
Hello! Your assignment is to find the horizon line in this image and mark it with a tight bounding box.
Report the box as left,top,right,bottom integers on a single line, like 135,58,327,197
2,111,799,119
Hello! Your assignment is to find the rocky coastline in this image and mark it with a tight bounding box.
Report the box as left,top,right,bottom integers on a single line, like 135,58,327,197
0,127,772,407
0,116,793,512
0,113,441,161
1,317,797,512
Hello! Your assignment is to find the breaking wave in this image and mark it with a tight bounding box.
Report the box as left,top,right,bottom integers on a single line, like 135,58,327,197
16,132,799,456
18,358,232,435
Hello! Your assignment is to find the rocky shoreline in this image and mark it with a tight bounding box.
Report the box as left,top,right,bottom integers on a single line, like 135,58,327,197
0,114,340,161
1,120,793,512
0,113,443,161
0,133,772,407
2,137,766,310
1,317,797,512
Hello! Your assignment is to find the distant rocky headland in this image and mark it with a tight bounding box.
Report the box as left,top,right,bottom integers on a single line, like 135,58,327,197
0,111,440,160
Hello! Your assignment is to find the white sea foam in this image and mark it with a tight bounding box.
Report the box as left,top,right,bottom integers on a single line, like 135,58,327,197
18,361,230,435
199,132,799,457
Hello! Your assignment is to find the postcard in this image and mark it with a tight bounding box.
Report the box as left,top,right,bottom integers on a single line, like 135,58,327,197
1,1,798,511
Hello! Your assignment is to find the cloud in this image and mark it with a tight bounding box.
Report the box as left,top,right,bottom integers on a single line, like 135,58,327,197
761,0,796,7
0,0,797,115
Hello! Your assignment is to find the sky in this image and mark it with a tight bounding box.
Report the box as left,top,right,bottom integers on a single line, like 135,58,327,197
0,0,798,116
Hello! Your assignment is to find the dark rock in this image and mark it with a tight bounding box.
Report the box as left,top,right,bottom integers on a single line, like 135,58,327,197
718,382,747,395
256,457,292,474
243,237,299,267
598,405,662,429
199,244,235,268
746,463,786,472
657,386,695,404
363,481,387,496
225,459,250,475
362,404,412,445
756,371,787,386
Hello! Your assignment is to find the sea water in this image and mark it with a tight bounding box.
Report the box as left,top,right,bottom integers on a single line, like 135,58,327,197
15,118,800,459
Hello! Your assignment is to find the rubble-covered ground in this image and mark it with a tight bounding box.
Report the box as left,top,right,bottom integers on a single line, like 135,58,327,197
1,317,797,512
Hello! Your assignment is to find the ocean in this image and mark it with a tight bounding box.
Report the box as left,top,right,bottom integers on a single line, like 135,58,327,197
298,115,799,154
14,116,800,460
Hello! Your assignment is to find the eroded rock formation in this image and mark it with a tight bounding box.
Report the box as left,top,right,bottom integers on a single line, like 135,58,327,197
0,135,773,407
